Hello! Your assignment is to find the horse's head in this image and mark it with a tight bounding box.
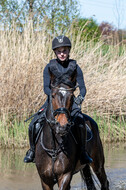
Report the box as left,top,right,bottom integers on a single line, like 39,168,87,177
49,69,77,136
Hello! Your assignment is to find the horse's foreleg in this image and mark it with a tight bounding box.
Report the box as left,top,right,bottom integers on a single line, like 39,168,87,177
58,172,72,190
81,165,96,190
41,179,54,190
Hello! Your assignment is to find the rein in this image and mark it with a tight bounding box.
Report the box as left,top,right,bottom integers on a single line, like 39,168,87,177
40,126,61,158
40,125,60,183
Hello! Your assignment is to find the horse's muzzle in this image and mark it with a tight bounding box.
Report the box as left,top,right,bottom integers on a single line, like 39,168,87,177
55,122,71,136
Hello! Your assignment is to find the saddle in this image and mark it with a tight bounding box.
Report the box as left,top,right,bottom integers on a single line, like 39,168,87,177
34,110,93,144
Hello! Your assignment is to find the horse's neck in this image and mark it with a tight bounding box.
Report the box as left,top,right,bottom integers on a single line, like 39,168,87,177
46,96,54,119
43,118,61,150
45,102,63,147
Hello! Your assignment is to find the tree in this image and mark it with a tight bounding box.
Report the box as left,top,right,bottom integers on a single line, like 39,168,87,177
99,22,118,44
72,18,101,42
0,0,19,28
114,0,125,29
99,22,116,36
0,0,79,33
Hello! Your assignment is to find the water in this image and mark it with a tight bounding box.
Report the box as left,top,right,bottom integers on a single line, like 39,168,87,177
104,143,126,190
0,143,126,190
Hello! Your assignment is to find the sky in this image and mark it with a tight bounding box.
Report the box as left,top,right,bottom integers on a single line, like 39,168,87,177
78,0,126,29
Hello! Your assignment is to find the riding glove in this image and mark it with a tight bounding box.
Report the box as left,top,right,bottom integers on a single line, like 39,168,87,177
74,94,84,105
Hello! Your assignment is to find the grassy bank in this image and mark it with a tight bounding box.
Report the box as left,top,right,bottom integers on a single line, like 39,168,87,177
0,22,126,147
0,115,28,148
91,113,126,142
0,114,125,148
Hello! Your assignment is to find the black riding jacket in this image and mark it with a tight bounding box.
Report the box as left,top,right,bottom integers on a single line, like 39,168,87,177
43,59,86,98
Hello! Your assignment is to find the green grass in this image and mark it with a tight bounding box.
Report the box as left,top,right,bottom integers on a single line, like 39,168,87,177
92,113,126,143
0,115,29,148
0,113,125,148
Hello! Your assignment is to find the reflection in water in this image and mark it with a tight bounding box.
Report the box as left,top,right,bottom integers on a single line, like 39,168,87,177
0,149,41,190
0,143,126,190
103,143,126,190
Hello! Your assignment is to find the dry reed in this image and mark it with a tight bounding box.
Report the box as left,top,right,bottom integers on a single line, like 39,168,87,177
0,22,126,120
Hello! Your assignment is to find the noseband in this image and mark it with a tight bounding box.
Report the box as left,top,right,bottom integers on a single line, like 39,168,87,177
53,107,70,119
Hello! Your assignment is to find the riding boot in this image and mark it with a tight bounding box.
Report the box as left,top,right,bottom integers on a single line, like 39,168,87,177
24,108,46,163
24,123,35,163
79,124,93,164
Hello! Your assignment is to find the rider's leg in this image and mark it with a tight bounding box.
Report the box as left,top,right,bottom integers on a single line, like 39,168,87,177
71,102,92,164
79,120,93,164
24,117,36,163
24,116,45,163
24,100,48,163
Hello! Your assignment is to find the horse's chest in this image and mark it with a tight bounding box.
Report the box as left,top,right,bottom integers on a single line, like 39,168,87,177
53,154,75,174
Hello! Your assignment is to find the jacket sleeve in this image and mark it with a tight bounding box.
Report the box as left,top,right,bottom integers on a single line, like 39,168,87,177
43,64,51,95
76,65,86,98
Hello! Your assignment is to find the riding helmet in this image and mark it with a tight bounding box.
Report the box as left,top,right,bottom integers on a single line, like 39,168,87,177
52,35,71,50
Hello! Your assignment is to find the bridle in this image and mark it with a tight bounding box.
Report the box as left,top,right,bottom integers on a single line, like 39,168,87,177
50,84,78,124
44,84,78,136
53,107,70,120
51,83,78,121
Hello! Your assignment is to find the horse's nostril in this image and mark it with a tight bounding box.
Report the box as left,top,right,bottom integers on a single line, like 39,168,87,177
55,123,69,136
61,125,66,129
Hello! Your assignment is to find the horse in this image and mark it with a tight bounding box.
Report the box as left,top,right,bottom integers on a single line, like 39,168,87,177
35,70,109,190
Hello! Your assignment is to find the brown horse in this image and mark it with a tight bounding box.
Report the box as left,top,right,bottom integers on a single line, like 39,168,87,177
35,71,109,190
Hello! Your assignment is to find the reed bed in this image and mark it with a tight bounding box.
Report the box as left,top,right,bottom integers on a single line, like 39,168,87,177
0,22,126,146
0,114,125,148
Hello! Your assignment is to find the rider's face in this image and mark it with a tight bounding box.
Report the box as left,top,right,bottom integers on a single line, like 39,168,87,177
55,47,70,62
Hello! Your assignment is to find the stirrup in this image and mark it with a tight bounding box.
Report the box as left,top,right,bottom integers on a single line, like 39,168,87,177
80,151,93,164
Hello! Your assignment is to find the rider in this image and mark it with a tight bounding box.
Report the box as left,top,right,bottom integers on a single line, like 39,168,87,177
24,35,93,164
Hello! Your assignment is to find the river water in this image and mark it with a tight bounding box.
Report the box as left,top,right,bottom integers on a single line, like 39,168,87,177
0,143,126,190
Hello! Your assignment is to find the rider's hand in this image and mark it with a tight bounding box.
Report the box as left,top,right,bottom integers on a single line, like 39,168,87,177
74,95,84,105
